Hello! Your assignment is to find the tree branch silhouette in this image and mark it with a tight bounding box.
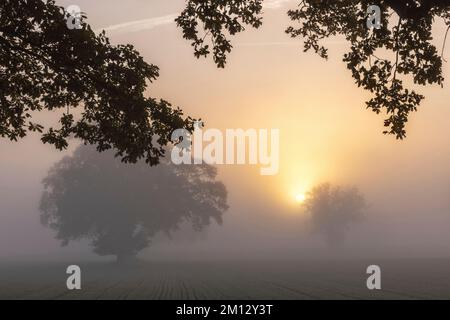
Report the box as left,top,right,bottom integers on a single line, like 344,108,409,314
177,0,450,139
0,0,196,165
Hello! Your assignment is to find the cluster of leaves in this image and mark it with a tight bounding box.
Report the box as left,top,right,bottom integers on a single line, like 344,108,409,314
286,0,449,138
0,0,195,165
176,0,264,67
177,0,450,139
40,145,228,260
384,0,450,19
303,183,365,246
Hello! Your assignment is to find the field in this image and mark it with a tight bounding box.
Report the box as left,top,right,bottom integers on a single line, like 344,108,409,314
1,259,450,300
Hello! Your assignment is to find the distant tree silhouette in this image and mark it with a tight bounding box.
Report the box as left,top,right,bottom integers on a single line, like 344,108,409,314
303,183,365,246
0,0,195,165
177,0,450,139
39,145,228,263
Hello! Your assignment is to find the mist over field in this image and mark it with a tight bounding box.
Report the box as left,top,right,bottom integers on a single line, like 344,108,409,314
1,0,450,300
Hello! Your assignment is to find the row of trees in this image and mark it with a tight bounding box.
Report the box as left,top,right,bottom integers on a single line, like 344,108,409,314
40,146,365,261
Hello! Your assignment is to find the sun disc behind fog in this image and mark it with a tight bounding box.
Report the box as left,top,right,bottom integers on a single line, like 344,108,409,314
295,193,306,203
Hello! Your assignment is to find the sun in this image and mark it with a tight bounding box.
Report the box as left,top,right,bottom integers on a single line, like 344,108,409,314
295,193,306,203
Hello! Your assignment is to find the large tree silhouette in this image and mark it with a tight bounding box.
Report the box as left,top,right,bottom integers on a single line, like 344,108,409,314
303,183,365,246
39,145,228,263
177,0,450,139
0,0,195,165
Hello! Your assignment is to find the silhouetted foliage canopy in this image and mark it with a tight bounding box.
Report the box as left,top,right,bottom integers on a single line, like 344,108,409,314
177,0,450,139
39,145,228,262
2,0,449,160
0,0,195,165
303,183,365,246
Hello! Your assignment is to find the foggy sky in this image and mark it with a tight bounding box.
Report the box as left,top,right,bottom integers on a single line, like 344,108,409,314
1,0,450,262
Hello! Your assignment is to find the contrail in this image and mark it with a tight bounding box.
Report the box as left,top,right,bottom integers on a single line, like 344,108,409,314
95,0,295,35
95,13,178,35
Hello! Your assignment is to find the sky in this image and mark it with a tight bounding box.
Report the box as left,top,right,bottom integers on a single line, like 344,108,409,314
1,0,450,261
